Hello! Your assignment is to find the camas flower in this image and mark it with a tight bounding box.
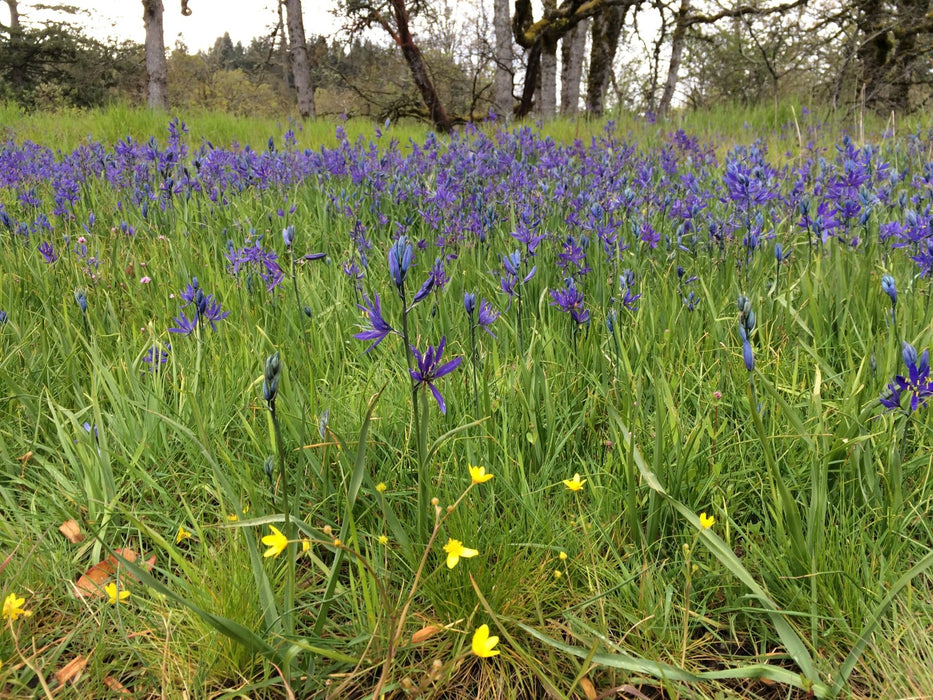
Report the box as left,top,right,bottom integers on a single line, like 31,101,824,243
388,235,413,290
880,342,933,412
410,337,461,414
354,293,395,353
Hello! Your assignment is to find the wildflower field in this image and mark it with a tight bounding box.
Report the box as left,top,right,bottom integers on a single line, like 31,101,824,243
3,106,933,698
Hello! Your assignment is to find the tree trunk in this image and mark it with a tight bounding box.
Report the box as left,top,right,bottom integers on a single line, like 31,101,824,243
560,19,587,115
586,5,626,116
516,40,541,118
493,0,513,117
658,0,690,118
389,0,451,132
5,0,19,28
142,0,168,110
283,0,315,119
537,37,558,117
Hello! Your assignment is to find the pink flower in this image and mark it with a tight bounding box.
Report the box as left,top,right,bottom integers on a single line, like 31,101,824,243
140,276,152,284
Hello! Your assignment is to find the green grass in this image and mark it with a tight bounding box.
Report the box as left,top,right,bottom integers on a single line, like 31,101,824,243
1,102,932,698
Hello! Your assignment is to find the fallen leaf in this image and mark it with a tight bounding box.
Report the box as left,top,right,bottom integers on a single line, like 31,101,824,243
411,624,444,644
73,549,155,598
59,519,85,544
73,559,116,598
55,655,89,686
580,677,597,700
104,676,131,694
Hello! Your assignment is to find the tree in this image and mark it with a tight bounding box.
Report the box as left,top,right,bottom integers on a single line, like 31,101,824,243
283,0,315,119
560,18,587,115
493,0,512,116
585,3,629,116
142,0,191,110
339,0,452,131
854,0,933,112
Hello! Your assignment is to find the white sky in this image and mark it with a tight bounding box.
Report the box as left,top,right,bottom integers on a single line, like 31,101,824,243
7,1,342,52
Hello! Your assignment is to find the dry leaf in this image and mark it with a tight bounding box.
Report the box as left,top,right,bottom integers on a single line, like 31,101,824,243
411,624,444,644
104,676,131,694
59,519,85,544
18,451,33,464
55,655,89,686
73,549,155,598
579,677,597,700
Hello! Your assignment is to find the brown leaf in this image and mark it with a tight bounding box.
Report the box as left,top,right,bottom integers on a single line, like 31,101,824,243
411,624,444,644
104,676,131,694
579,677,597,700
18,451,33,464
59,519,85,544
73,550,156,598
73,559,116,598
55,655,89,686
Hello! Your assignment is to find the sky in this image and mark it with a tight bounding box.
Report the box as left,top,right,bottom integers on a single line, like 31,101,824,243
7,1,342,52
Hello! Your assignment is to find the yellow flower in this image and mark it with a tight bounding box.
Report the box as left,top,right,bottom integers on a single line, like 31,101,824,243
105,582,130,605
471,624,500,658
228,503,251,521
2,593,32,621
559,551,567,560
562,473,586,491
699,512,715,530
378,535,389,545
301,539,311,553
553,569,562,578
468,464,494,484
333,538,342,547
175,525,192,544
443,538,478,569
376,482,387,493
261,525,288,558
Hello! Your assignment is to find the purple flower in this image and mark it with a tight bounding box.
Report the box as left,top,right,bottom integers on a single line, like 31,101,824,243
410,337,461,414
881,275,897,307
550,278,590,325
880,342,933,412
38,241,58,264
354,293,394,352
143,343,170,371
170,277,229,333
388,236,413,290
477,299,500,337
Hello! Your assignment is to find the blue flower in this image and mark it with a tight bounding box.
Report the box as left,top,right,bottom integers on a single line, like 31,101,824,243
39,241,58,264
880,341,933,412
410,337,461,414
477,299,500,337
881,274,897,307
354,293,394,352
388,236,413,289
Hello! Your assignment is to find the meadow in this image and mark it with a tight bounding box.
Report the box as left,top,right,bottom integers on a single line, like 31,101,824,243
2,103,933,699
